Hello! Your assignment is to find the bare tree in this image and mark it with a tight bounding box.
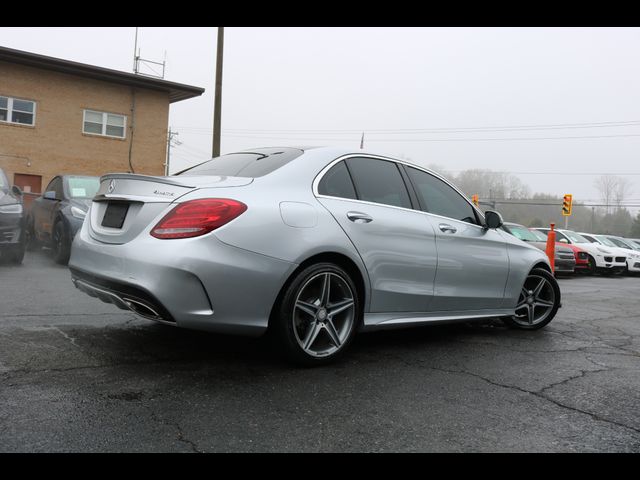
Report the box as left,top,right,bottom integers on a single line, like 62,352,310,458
594,175,619,214
614,177,633,209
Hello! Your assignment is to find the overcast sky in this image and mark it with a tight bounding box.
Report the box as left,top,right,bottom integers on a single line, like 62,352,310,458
1,27,639,204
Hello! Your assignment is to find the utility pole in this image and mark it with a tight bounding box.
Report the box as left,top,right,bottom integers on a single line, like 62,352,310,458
212,27,224,157
166,128,181,176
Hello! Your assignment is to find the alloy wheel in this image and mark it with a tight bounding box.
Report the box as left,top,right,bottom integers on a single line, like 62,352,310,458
512,273,556,327
292,272,355,358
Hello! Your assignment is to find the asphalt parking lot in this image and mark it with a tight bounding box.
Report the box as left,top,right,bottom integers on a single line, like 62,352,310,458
1,250,639,452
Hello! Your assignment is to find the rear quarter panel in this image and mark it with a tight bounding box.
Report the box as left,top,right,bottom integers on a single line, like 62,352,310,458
175,178,373,311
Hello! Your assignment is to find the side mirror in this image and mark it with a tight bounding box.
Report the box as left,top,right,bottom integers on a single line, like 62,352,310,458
43,191,58,201
484,210,504,229
11,185,23,196
558,238,568,243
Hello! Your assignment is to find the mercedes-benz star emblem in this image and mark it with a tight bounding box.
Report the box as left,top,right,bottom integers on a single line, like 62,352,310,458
107,179,115,193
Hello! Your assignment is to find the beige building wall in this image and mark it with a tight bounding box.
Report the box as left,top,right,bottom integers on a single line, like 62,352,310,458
0,61,169,192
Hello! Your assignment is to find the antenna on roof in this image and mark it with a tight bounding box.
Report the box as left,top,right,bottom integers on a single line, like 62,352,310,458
132,27,166,79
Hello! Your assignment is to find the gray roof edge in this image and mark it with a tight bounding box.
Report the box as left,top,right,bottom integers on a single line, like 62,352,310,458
0,45,205,103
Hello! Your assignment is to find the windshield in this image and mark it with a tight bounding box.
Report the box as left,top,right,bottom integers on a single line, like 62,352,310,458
593,235,617,247
605,236,630,249
564,230,590,244
506,225,539,242
66,176,100,199
529,229,548,241
0,169,9,191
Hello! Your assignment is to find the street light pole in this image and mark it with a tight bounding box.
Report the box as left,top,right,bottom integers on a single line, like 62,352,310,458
212,27,224,158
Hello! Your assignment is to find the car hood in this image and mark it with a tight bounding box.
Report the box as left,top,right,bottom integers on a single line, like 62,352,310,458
572,242,613,255
0,189,20,206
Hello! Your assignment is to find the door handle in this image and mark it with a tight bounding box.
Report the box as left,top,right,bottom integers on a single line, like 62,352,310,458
347,211,373,223
439,223,457,233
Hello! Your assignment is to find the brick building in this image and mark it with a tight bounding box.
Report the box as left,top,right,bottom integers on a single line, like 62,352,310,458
0,46,204,196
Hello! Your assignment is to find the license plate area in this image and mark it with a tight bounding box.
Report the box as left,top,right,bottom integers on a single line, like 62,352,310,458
101,202,130,229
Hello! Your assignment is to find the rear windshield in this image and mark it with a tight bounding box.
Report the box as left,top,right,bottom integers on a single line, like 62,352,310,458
176,147,304,178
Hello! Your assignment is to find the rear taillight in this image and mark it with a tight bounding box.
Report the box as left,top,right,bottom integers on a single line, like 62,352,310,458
150,198,247,239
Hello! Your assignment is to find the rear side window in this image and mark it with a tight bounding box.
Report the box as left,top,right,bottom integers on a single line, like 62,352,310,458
177,147,304,178
346,157,412,209
317,161,357,199
405,166,479,225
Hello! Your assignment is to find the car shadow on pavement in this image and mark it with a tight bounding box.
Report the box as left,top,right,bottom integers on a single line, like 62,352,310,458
45,318,515,371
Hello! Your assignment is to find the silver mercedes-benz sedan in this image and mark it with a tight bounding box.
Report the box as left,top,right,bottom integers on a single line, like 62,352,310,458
69,146,560,365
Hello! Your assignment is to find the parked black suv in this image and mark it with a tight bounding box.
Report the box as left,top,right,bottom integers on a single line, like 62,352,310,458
27,175,99,264
0,167,26,264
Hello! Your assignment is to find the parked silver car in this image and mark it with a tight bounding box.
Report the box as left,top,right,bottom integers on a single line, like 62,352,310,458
69,147,560,364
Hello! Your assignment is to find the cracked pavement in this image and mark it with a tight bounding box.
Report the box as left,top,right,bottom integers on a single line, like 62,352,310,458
1,251,639,452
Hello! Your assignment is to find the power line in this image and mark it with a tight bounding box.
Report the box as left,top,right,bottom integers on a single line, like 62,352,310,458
449,171,640,176
217,132,640,142
173,119,640,134
488,200,640,207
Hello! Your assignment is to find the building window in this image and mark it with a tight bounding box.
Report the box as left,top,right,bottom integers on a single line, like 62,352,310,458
83,109,126,139
0,95,36,126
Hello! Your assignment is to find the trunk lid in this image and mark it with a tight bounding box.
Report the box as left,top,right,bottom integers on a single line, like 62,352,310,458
88,173,253,244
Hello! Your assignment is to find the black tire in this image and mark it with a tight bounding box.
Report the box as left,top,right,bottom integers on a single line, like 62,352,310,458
25,217,39,251
51,221,71,265
272,262,360,366
8,245,25,264
503,267,560,330
586,255,597,275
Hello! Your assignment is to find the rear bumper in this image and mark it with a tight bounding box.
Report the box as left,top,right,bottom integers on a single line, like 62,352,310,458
69,220,297,336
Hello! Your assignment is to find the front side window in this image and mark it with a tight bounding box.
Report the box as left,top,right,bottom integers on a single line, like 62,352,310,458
46,177,64,199
345,157,412,209
405,166,479,225
317,161,357,200
83,110,126,138
0,95,36,126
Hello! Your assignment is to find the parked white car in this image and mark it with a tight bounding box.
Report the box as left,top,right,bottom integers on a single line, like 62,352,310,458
534,228,626,275
579,233,640,274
